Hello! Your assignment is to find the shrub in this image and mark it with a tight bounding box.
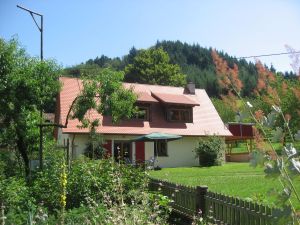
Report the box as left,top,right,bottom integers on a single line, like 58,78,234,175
67,158,146,209
0,154,171,224
84,143,107,159
69,190,171,225
0,177,31,210
195,135,226,166
37,191,170,225
0,150,23,178
31,147,65,212
0,176,34,224
63,203,108,224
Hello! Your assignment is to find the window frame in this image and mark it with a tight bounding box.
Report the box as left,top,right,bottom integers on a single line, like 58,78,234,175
166,106,193,123
155,140,168,157
133,104,150,121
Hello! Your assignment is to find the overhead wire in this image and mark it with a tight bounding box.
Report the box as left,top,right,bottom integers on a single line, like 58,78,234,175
237,51,300,59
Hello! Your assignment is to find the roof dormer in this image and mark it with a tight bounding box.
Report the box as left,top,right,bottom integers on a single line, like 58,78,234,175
150,92,199,123
151,92,199,107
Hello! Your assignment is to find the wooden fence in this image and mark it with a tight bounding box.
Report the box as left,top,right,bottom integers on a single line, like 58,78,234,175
148,178,206,217
149,178,290,225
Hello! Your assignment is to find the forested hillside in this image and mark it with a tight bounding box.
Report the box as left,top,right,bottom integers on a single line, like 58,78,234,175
63,40,297,97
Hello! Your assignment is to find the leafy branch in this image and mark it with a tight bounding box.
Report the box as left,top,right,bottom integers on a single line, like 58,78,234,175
212,50,300,223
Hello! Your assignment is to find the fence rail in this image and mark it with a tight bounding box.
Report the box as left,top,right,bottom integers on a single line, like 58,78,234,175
148,179,200,216
149,178,290,225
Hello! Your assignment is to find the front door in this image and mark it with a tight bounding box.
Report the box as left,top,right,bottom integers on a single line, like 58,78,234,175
114,141,132,163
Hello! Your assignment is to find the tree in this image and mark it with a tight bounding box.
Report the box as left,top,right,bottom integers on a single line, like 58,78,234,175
0,38,138,177
0,38,61,177
211,98,236,123
123,46,139,65
254,61,300,134
71,68,137,127
62,63,104,78
212,51,300,222
124,47,186,86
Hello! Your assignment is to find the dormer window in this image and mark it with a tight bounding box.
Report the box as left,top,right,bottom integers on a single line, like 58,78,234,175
134,105,149,120
150,92,198,123
167,107,192,122
133,92,157,121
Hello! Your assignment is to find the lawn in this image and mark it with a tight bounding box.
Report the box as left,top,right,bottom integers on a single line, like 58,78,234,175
149,163,300,210
229,141,300,154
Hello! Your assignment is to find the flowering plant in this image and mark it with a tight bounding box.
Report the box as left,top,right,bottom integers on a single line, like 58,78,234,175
212,50,300,223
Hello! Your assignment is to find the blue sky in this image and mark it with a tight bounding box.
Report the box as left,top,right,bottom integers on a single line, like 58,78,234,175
1,0,300,72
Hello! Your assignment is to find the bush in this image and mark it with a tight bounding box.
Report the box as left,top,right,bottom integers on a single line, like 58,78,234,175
195,136,226,166
0,177,34,224
67,157,146,209
0,150,23,178
0,177,30,209
63,203,108,224
31,147,65,212
62,190,170,225
84,143,107,159
0,154,171,224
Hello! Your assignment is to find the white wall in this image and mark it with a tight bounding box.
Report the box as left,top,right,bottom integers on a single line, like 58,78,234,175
57,130,88,158
156,137,199,167
57,127,65,146
145,142,154,161
58,129,200,167
72,135,89,156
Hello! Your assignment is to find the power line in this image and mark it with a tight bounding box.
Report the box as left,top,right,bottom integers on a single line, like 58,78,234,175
238,51,300,59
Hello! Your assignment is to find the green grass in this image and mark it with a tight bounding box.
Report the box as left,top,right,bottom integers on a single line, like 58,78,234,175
229,142,250,153
149,163,300,210
229,141,300,154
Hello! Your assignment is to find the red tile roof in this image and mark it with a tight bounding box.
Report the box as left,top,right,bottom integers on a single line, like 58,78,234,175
137,92,158,103
57,77,232,137
151,92,200,106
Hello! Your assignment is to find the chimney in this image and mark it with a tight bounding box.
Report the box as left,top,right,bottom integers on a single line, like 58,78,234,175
186,82,195,94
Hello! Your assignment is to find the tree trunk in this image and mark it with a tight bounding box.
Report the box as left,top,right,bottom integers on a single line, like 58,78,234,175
16,131,30,178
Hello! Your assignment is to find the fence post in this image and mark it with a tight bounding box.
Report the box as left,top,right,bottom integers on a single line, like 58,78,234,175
1,204,6,225
67,138,70,170
196,185,208,216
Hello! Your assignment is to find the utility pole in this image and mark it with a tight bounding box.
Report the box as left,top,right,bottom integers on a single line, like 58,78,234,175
17,5,44,170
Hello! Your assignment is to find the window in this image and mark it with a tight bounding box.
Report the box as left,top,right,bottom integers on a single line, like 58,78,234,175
155,141,168,157
167,107,192,122
133,105,149,120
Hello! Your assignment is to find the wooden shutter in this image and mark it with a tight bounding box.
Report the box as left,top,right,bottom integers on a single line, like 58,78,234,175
135,141,145,163
103,140,112,157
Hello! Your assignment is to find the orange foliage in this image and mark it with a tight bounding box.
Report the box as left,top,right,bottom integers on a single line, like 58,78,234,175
253,127,265,150
254,110,265,122
293,87,300,100
268,87,280,105
254,60,281,106
255,61,277,93
267,71,276,82
256,79,266,92
284,113,291,122
211,50,243,93
221,91,239,112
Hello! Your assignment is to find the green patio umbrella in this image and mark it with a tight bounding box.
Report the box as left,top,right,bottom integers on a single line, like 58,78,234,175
132,132,182,142
132,132,182,167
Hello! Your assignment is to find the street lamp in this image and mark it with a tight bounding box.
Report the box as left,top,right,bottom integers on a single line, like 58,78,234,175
17,5,43,61
17,5,44,170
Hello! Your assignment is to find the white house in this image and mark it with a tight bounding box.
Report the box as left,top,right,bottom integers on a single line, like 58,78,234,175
54,77,232,167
